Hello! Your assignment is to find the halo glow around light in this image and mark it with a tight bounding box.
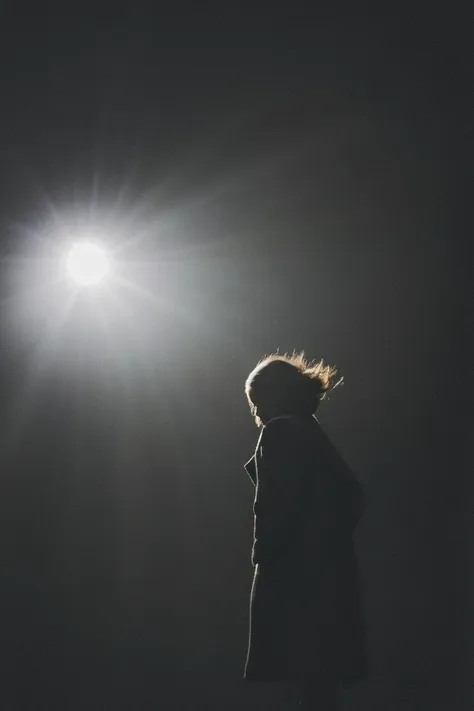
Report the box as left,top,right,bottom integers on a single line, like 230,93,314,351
66,242,111,286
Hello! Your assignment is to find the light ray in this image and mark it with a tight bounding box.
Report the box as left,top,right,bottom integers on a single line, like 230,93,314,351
113,273,202,327
6,288,80,447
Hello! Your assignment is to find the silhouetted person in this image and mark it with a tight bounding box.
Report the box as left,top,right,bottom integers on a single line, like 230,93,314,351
243,352,368,710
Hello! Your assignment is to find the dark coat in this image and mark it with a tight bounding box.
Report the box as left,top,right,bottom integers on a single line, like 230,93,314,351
243,414,369,687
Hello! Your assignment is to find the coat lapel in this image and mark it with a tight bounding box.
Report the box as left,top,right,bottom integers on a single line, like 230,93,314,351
245,455,257,486
245,427,266,486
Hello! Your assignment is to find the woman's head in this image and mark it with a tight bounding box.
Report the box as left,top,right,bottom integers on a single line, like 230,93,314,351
245,351,343,427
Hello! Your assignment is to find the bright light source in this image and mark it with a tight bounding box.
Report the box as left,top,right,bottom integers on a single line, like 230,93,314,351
66,242,110,286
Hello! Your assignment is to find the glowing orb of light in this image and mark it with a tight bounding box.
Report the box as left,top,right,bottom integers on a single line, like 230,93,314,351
66,242,111,286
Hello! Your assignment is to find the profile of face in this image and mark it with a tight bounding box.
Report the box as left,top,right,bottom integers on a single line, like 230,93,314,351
251,406,264,426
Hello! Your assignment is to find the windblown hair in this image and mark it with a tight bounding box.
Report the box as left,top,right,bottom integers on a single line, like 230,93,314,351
245,351,343,427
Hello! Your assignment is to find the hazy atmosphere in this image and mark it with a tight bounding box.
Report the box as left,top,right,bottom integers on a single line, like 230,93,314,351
0,4,469,710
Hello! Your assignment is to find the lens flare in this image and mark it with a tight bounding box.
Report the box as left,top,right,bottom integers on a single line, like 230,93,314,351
66,242,110,286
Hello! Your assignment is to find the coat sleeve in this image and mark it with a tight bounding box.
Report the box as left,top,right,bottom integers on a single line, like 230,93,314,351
251,418,312,567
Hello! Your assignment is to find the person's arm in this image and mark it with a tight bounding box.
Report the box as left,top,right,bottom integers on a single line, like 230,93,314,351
251,417,311,567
